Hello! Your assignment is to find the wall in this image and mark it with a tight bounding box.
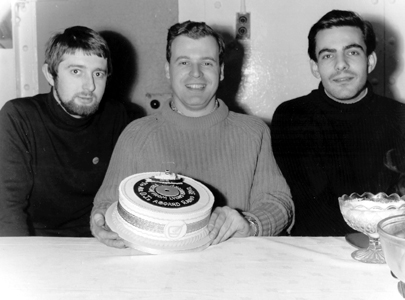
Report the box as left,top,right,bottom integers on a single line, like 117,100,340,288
179,0,405,122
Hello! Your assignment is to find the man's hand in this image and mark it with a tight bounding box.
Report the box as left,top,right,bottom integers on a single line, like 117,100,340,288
207,206,253,245
90,207,127,249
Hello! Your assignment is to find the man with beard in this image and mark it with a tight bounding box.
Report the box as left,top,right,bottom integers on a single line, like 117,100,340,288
271,10,405,236
0,26,131,236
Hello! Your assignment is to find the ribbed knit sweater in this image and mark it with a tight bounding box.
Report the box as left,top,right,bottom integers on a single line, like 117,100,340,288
93,99,293,235
271,83,405,236
0,92,130,236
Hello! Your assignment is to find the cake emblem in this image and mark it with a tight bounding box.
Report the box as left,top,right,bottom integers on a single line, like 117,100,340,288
164,220,188,239
133,174,200,208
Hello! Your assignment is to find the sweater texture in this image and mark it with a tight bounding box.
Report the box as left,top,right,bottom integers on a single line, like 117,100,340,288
271,83,405,236
93,99,293,236
0,92,130,236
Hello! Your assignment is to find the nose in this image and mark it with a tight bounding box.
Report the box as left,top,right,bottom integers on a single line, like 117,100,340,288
335,54,349,72
83,73,96,92
189,63,202,78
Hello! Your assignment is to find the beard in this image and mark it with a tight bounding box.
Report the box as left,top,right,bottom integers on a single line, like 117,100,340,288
54,82,100,117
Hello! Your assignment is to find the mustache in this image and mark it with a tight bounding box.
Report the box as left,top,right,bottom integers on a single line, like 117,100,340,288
330,70,356,78
75,92,96,99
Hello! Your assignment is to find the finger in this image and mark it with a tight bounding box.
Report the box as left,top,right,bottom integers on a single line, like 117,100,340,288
208,210,225,242
211,214,233,245
104,238,127,249
207,210,219,234
93,213,105,227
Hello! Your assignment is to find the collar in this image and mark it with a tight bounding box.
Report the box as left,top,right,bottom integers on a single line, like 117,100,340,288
318,82,375,111
161,98,229,130
46,89,97,130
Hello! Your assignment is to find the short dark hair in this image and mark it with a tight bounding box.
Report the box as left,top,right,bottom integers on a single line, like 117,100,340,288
44,26,112,78
166,20,225,65
308,10,376,62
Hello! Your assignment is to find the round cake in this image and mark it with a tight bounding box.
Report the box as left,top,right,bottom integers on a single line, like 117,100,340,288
105,171,214,254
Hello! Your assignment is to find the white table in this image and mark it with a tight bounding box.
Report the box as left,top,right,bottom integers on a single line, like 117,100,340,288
0,236,400,300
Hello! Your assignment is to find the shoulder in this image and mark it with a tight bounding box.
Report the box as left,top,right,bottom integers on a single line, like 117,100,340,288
119,114,163,140
0,94,46,119
227,111,270,138
274,92,317,116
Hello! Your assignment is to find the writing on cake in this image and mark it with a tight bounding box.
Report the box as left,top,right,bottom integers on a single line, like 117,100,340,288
134,180,200,208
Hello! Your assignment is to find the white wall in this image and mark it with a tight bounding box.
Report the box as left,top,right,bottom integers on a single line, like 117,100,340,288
179,0,405,122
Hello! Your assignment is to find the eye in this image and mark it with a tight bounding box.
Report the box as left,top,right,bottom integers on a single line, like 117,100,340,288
203,62,213,66
94,71,106,78
321,54,332,60
71,69,81,75
348,50,360,56
179,61,188,66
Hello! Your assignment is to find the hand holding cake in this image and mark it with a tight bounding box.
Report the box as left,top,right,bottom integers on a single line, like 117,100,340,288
208,206,253,246
91,207,127,249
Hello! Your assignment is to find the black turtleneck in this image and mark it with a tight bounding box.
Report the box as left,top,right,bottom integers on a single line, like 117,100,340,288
271,83,405,236
0,92,130,236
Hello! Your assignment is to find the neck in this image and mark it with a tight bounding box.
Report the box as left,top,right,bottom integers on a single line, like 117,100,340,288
171,99,219,117
53,89,83,119
325,88,368,104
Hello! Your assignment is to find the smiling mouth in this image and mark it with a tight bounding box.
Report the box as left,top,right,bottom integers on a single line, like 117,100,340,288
186,84,206,90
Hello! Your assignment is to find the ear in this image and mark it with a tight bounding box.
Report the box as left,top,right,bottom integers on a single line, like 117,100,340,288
310,60,321,79
165,61,170,80
219,63,224,81
42,64,55,87
367,51,377,74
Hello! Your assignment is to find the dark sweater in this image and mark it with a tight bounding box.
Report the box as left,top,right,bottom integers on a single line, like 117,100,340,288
0,92,130,236
271,83,405,236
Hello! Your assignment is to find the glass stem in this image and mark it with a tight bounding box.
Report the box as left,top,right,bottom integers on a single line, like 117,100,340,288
368,237,381,251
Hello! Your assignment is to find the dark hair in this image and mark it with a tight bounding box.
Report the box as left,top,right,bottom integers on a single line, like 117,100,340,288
166,20,225,65
308,10,376,62
44,26,112,78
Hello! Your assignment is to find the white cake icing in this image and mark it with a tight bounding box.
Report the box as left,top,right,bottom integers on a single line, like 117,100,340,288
106,172,214,254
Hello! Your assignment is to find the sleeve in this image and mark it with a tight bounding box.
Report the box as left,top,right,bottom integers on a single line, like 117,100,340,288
0,102,33,236
92,122,142,214
244,122,294,236
271,103,335,234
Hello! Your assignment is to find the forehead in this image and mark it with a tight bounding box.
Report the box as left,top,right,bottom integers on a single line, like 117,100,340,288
59,50,107,69
170,35,219,60
315,26,365,51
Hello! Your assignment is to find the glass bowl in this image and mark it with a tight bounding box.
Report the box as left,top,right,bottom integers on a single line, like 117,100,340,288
378,214,405,298
338,192,405,264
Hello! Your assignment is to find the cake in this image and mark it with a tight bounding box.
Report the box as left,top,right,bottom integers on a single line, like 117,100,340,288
105,171,214,254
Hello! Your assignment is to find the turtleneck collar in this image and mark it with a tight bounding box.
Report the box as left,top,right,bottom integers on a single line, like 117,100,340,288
318,82,375,111
161,98,229,130
46,89,97,130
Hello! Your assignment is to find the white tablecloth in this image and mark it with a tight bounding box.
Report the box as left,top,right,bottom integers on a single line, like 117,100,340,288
0,236,400,300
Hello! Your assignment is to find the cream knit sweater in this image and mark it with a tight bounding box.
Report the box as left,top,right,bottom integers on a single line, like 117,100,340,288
93,99,293,235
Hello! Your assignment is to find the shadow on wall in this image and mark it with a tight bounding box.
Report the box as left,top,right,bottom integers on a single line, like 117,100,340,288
368,17,402,102
100,30,146,120
216,30,248,115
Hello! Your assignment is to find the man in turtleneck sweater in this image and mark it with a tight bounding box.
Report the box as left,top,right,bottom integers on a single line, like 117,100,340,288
271,10,405,236
0,27,130,237
91,21,294,248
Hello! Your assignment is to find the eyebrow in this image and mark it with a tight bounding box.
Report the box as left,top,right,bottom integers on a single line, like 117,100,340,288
317,43,365,57
174,56,217,62
67,64,107,72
